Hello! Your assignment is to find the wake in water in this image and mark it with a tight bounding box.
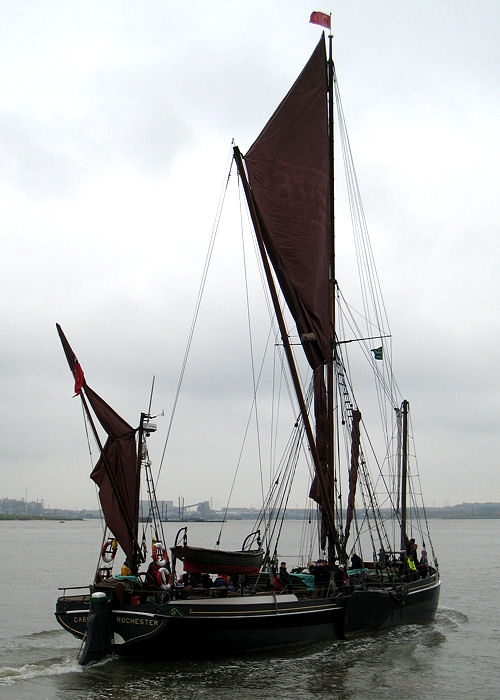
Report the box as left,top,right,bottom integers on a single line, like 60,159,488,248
0,655,82,687
435,606,469,629
0,629,84,689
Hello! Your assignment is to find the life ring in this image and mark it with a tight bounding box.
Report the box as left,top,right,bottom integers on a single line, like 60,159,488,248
157,567,171,590
101,538,118,563
152,542,169,567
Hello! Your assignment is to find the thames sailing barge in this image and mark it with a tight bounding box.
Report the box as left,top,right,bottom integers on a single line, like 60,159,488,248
55,31,440,664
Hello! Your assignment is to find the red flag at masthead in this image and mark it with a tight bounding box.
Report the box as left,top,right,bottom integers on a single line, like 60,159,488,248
310,11,331,30
73,361,85,396
56,323,86,397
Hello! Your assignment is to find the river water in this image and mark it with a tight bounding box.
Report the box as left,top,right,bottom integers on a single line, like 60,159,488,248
0,518,497,699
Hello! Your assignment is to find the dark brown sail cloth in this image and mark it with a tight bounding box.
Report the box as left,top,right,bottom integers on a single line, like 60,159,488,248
56,323,84,392
344,409,361,545
244,38,330,371
309,368,330,549
56,324,138,562
86,385,139,563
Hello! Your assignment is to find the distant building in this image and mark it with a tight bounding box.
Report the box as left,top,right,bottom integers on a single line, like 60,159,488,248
0,497,43,516
139,500,174,520
196,501,212,517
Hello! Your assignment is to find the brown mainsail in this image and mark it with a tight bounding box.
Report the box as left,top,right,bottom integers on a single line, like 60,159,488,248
245,37,330,371
243,38,336,551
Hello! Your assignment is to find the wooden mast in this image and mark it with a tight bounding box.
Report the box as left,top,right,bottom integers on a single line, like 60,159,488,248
134,412,145,575
400,399,409,549
326,30,338,565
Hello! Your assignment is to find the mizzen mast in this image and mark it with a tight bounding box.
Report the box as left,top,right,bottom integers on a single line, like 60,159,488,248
400,399,409,549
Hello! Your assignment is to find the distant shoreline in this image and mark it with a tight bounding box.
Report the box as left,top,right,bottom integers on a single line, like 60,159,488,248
0,514,83,521
426,515,500,520
2,501,499,521
1,514,499,522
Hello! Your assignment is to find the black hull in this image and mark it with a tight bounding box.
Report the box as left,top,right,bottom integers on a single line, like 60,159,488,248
56,593,343,660
56,574,440,662
124,596,343,658
343,573,441,639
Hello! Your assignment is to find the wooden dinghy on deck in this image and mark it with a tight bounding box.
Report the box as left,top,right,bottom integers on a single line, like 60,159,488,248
170,526,264,574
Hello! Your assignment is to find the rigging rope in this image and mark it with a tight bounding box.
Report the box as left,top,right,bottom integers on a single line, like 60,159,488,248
238,175,266,505
216,166,316,550
155,144,235,487
81,401,106,540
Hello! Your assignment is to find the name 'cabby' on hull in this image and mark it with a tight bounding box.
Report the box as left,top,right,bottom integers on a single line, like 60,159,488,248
55,18,439,666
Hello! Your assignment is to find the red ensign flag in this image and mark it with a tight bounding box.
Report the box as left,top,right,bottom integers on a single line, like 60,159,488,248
73,361,85,397
310,11,331,30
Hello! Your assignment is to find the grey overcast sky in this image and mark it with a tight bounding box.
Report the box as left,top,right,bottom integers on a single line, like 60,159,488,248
0,1,498,510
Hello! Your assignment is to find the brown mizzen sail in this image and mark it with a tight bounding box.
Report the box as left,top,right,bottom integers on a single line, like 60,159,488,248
56,324,140,564
344,409,361,546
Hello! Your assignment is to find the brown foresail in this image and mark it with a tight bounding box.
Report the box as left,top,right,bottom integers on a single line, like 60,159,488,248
245,37,330,370
86,385,139,563
56,324,139,562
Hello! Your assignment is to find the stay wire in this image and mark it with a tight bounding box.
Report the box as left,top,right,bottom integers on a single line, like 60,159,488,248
155,144,235,488
238,173,266,505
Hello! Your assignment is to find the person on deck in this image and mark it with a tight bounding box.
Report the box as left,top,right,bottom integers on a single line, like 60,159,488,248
145,559,162,588
406,547,419,579
417,544,429,577
212,573,229,597
333,564,351,593
278,562,293,592
412,541,419,561
213,573,229,588
313,560,331,594
121,559,132,576
351,553,363,570
420,546,428,566
406,538,416,558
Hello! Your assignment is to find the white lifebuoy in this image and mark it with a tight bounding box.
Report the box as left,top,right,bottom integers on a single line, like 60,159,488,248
101,538,118,563
152,542,168,567
157,567,171,590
